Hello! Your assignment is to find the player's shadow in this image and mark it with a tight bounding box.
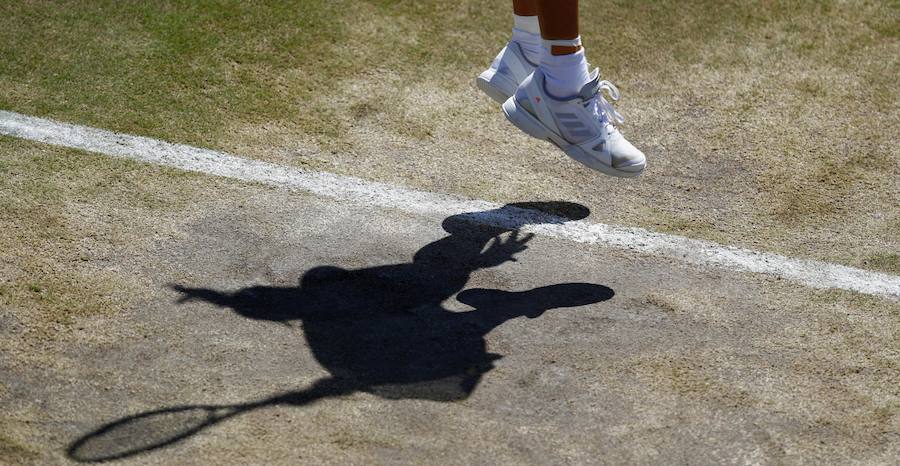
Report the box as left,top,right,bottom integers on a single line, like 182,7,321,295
67,202,614,462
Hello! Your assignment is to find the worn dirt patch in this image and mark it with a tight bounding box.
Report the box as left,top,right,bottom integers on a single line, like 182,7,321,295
1,140,898,464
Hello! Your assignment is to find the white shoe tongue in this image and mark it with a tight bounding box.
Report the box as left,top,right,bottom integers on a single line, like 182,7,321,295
577,68,602,100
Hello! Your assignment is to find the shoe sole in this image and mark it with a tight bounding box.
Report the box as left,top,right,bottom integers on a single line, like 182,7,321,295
476,69,518,105
502,96,644,178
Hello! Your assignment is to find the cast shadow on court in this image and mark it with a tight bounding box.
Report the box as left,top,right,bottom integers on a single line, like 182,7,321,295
67,202,614,462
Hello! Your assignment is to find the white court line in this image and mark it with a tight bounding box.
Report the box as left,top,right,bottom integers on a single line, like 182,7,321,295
2,109,899,300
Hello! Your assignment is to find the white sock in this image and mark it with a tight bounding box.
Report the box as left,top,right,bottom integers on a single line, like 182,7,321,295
541,41,590,99
540,38,591,99
512,15,541,64
513,14,540,35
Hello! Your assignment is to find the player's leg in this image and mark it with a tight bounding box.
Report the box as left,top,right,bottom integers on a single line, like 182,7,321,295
537,0,579,54
475,1,542,103
513,0,538,15
501,0,647,178
536,0,589,97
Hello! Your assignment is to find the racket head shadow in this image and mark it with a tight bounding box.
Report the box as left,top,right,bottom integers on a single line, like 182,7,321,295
67,404,234,462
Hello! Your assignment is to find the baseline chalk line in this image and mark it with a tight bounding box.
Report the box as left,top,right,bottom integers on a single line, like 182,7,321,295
2,110,898,299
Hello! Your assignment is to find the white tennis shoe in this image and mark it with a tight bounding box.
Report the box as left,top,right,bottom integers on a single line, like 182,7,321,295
502,68,646,177
476,41,538,104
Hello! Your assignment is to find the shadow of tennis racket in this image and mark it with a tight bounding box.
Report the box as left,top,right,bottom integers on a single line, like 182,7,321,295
67,377,352,462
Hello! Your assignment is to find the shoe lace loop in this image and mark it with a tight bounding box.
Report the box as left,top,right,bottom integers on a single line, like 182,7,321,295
594,79,624,125
579,68,625,129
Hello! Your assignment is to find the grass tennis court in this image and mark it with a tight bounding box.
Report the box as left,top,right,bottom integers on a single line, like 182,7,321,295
1,1,898,464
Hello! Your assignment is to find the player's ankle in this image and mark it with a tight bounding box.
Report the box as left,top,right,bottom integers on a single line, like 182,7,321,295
539,37,591,99
513,14,540,35
512,14,541,64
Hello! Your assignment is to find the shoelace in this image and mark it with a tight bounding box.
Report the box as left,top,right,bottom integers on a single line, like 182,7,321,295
583,72,625,133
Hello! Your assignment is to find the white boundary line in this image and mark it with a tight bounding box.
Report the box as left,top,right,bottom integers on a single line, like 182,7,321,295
2,110,899,300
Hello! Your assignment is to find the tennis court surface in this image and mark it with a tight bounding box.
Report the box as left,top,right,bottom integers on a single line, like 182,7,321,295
1,1,898,464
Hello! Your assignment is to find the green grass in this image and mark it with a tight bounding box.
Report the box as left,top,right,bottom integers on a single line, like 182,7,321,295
0,1,351,145
9,0,891,147
0,0,509,149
